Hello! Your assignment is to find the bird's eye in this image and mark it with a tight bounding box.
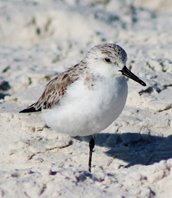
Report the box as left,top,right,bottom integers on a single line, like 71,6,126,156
104,58,111,63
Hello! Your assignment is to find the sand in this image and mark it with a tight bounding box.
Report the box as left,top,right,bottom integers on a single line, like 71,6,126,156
0,0,172,197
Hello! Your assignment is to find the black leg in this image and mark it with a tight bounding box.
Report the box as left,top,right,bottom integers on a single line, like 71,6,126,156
88,136,95,172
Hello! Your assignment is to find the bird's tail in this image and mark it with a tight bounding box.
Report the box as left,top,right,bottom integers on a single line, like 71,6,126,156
19,105,41,113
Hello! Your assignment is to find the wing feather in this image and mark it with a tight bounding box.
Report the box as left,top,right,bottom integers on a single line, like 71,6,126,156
19,62,86,113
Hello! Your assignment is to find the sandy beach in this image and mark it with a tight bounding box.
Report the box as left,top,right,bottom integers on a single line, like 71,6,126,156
0,0,172,197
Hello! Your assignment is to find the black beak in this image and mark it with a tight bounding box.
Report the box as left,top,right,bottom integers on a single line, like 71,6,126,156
119,66,146,86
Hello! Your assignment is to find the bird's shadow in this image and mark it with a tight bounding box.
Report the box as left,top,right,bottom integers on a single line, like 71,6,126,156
76,132,172,167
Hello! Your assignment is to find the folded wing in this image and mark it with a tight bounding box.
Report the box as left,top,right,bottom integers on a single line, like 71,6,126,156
19,64,83,113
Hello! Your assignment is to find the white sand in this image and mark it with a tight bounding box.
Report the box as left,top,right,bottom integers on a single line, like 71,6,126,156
0,0,172,197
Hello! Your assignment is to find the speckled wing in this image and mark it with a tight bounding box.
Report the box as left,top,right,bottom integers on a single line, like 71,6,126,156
19,63,85,113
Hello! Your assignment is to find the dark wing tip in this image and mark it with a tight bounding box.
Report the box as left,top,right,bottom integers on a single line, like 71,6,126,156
19,106,41,113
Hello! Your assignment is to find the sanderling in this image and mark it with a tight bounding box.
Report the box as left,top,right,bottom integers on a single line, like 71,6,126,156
20,43,146,172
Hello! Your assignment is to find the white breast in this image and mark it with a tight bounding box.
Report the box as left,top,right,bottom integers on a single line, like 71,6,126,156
41,75,128,136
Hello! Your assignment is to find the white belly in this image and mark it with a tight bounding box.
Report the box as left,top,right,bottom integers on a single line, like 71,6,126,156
41,76,128,136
